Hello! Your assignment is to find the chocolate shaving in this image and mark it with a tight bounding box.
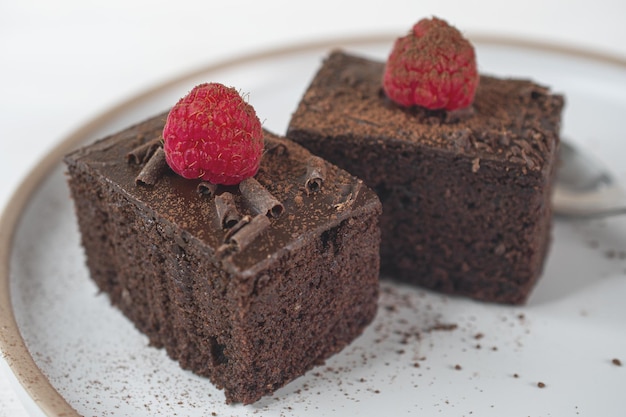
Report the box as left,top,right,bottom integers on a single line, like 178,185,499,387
135,148,169,186
303,156,326,194
334,180,363,211
214,192,240,229
217,214,270,256
265,140,288,156
127,137,162,164
239,177,284,218
444,106,475,123
197,181,218,197
223,215,251,242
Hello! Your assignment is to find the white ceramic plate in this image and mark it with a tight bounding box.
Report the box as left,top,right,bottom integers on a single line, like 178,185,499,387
1,36,626,417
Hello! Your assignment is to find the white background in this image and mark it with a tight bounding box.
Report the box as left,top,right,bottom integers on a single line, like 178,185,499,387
2,0,626,415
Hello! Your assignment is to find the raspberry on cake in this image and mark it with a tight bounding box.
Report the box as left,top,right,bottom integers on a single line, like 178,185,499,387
163,83,264,185
287,18,564,304
383,17,479,110
64,83,382,404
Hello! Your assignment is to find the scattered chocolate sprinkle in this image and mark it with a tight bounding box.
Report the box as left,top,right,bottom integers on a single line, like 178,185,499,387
303,155,327,194
214,192,241,229
612,358,622,366
537,382,546,388
127,137,162,164
513,373,519,378
218,214,270,255
426,323,458,332
239,177,284,218
135,148,169,186
197,181,218,197
454,364,462,370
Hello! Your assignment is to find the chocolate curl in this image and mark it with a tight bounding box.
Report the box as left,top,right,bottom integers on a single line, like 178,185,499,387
197,181,218,197
334,180,363,211
135,148,169,186
217,214,270,256
239,177,284,218
127,137,162,164
214,192,241,229
265,140,288,156
223,215,251,242
303,156,326,195
444,106,475,123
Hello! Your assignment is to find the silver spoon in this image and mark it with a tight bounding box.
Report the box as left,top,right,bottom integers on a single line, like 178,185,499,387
553,141,626,217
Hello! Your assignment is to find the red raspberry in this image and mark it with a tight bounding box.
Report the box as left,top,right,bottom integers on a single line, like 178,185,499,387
382,17,479,111
163,83,264,185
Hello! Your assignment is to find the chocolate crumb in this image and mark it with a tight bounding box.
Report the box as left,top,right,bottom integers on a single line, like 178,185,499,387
454,364,462,370
537,382,546,388
612,358,622,366
513,373,519,378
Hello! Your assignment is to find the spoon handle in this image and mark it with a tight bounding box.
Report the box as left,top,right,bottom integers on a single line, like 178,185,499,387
553,181,626,217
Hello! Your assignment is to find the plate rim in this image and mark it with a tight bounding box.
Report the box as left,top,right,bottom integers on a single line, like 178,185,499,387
1,33,625,417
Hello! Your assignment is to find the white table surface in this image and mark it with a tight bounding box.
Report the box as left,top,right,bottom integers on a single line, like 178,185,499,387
2,1,626,415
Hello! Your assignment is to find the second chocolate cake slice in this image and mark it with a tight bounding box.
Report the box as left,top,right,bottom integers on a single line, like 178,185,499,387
287,51,564,304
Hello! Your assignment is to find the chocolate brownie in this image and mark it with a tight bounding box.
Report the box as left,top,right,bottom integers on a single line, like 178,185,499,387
287,51,564,304
64,112,382,404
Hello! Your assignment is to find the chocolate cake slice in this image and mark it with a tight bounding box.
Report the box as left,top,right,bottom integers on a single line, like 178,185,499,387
64,112,381,404
287,51,564,304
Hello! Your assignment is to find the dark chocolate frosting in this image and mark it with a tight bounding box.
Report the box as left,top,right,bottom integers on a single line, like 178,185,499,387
65,114,380,276
290,50,564,173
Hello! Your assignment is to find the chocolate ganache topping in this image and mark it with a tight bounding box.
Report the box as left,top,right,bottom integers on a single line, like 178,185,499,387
94,113,378,275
